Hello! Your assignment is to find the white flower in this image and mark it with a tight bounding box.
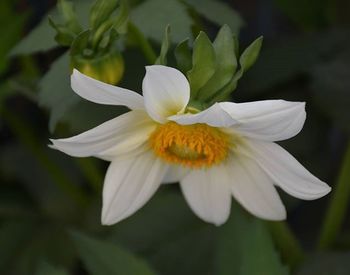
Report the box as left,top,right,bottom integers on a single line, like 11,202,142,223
50,65,331,226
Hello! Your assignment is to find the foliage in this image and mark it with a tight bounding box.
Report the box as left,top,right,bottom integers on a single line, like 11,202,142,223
1,0,350,274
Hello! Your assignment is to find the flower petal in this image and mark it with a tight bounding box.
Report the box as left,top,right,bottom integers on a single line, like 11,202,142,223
162,165,189,184
169,103,237,127
220,100,306,141
102,151,168,225
243,140,331,200
142,65,190,123
228,154,286,220
180,165,232,226
50,110,155,160
71,69,144,109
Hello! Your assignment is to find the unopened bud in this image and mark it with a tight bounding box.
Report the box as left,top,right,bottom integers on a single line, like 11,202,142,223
70,49,124,85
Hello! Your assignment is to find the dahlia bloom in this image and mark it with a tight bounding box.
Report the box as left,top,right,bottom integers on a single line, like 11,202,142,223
50,65,331,226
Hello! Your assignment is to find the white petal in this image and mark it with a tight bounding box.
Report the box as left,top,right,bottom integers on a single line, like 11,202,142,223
142,65,190,123
169,103,237,127
180,166,232,226
243,140,331,200
102,151,168,225
228,155,286,220
71,69,144,109
162,165,189,184
220,100,306,141
50,110,155,159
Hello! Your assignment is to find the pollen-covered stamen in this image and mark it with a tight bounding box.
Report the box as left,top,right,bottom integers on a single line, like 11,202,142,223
149,122,231,168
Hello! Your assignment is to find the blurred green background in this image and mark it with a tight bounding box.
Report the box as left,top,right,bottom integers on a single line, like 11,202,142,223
1,0,350,274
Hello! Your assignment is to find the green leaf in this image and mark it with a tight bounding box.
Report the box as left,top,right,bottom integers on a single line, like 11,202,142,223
71,231,158,275
38,52,80,132
10,15,57,56
198,25,237,101
239,36,263,72
175,39,192,74
130,0,192,43
90,0,119,30
35,261,69,275
215,204,289,275
10,0,93,55
155,25,171,65
107,191,215,275
184,0,244,34
187,31,216,99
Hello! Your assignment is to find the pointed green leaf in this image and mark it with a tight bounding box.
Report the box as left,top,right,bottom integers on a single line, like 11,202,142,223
71,231,158,275
175,39,192,74
240,36,263,72
90,0,119,30
155,25,171,65
39,53,80,132
187,31,216,99
198,25,237,101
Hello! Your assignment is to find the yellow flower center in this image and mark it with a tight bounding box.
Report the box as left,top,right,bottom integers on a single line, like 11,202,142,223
149,122,231,168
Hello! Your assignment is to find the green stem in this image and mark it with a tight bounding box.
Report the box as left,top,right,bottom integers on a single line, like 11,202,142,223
2,107,89,207
75,158,103,193
318,142,350,250
128,22,157,64
267,221,304,269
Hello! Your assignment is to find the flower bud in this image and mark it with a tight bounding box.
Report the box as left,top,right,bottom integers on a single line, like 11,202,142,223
70,49,124,85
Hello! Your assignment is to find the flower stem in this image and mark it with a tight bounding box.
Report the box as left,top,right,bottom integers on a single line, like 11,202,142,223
318,142,350,250
128,23,157,64
2,106,89,207
267,221,304,269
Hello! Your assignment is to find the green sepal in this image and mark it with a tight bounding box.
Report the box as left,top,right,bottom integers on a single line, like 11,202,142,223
89,0,119,30
58,0,81,34
48,0,82,46
175,39,192,74
239,36,263,72
208,36,263,104
187,31,216,99
70,30,91,56
155,25,171,65
197,25,237,101
113,0,129,34
48,16,76,46
90,0,129,50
